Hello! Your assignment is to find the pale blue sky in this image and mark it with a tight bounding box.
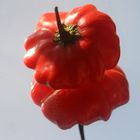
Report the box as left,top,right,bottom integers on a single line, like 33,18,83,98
0,0,140,140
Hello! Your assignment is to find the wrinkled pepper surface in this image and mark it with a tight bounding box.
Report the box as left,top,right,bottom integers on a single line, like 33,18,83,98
24,4,129,129
31,66,129,129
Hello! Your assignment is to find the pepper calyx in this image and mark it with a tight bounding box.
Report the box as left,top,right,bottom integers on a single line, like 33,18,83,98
54,7,81,46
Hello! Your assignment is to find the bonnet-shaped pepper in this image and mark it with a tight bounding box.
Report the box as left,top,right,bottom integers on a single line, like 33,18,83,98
23,4,129,135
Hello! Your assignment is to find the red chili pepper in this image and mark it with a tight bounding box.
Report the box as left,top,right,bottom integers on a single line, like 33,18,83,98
23,4,129,133
30,66,129,129
24,4,120,89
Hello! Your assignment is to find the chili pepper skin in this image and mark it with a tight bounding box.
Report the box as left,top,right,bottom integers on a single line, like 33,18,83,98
30,76,54,106
24,4,120,89
30,66,129,129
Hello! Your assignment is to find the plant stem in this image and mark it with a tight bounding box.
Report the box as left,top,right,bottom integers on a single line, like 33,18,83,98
78,124,85,140
54,6,70,45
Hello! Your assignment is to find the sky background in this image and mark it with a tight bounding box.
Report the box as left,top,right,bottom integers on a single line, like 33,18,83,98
0,0,140,140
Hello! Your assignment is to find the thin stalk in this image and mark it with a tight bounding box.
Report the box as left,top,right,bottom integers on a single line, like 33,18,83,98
78,124,85,140
55,6,70,44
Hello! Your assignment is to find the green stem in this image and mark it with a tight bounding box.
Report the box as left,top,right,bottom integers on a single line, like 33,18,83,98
55,6,70,45
78,124,85,140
